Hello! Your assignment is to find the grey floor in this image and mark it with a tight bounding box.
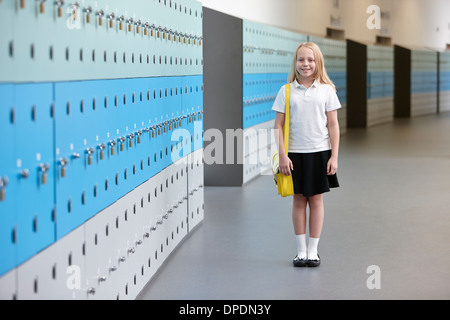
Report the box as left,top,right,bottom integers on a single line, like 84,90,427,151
138,113,450,300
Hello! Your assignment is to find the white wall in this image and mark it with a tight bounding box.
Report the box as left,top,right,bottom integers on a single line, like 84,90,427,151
199,0,450,51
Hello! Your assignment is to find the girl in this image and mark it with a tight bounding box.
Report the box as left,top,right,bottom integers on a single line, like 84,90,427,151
272,42,341,267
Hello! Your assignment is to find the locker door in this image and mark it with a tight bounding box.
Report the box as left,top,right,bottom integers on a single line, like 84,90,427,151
0,84,17,277
0,0,13,82
14,83,55,266
187,149,204,232
84,206,121,300
54,81,98,238
16,226,85,300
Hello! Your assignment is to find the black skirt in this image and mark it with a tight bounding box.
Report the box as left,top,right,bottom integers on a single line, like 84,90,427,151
288,150,339,197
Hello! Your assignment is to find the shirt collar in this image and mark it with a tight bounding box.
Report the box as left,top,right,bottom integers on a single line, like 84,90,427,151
294,79,318,89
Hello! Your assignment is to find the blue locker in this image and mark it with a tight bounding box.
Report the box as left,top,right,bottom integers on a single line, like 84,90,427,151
0,84,17,276
14,83,56,265
54,81,109,238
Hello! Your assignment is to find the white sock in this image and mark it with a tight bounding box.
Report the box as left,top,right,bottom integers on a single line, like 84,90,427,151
295,234,307,259
308,237,320,260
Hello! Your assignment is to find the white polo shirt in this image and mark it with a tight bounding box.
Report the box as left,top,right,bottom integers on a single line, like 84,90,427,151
272,79,342,153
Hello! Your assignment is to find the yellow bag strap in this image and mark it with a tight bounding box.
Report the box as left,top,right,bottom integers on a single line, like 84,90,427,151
284,84,290,155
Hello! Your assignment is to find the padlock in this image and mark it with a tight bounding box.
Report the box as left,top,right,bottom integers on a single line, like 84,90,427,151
117,15,124,30
0,176,8,202
40,163,49,185
128,133,134,148
72,3,78,21
137,130,142,144
119,137,125,151
59,157,68,178
157,26,161,38
136,20,141,34
97,9,104,26
108,13,115,29
39,0,46,14
144,22,149,36
20,0,25,9
98,143,105,160
150,24,155,37
128,18,133,33
86,147,94,165
56,0,64,17
85,6,92,23
109,140,116,156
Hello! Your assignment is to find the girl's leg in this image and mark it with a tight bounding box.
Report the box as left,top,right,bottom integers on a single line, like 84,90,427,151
307,193,324,261
292,194,308,259
292,194,308,235
308,193,324,238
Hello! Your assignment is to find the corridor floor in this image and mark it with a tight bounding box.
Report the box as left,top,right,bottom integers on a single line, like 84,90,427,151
138,113,450,300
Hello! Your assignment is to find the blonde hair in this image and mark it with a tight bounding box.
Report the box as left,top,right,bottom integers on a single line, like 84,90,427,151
288,42,336,92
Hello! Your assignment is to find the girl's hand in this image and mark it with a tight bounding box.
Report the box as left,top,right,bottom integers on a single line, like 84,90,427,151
279,154,294,176
327,156,338,175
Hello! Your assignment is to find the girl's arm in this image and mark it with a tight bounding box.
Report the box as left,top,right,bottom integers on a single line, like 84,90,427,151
274,112,293,176
326,110,340,175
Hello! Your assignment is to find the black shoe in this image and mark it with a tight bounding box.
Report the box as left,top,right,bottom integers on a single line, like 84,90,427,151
306,254,321,267
293,255,307,267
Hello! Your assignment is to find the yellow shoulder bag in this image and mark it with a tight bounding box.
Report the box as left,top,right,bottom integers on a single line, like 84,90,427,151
272,84,294,197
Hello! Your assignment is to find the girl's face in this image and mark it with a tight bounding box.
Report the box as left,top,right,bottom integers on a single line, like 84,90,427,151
296,46,316,80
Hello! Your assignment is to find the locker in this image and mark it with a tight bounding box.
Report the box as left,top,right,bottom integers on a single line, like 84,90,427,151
14,83,55,266
1,0,204,300
0,269,16,300
0,0,13,81
0,84,17,277
84,205,121,300
187,149,204,231
16,226,85,300
54,81,110,238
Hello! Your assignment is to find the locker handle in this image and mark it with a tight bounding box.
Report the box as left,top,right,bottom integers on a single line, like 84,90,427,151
98,276,107,283
110,266,117,272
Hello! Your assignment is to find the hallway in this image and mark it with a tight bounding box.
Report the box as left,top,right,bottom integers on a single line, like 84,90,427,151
138,113,450,300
